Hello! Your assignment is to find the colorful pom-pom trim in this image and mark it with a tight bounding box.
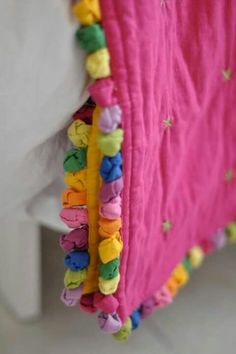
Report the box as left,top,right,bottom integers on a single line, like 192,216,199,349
59,0,124,339
57,0,236,341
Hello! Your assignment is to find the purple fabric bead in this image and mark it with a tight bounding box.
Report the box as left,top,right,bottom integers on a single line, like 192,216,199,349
60,286,83,307
213,228,226,250
98,312,122,333
99,177,123,203
98,105,121,133
59,226,88,252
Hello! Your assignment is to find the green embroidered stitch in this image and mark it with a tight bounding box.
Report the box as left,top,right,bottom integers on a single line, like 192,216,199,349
164,117,172,129
225,169,234,182
222,69,232,81
162,220,172,232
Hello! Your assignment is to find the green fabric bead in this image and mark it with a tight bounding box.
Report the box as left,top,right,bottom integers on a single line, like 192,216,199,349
63,148,87,172
75,24,106,53
182,257,192,273
99,258,120,280
97,129,123,157
113,318,132,341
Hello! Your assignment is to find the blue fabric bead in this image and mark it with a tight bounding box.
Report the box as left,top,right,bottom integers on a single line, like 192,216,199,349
100,152,122,182
64,250,90,271
130,309,141,330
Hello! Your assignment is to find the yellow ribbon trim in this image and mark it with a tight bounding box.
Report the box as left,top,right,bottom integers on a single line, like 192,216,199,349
83,106,102,294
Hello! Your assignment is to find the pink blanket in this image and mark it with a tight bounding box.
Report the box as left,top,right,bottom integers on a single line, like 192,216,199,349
100,0,236,321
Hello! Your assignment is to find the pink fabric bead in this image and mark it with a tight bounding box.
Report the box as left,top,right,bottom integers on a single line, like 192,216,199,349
59,226,88,252
93,292,119,313
98,105,121,133
99,177,123,203
153,286,173,309
88,78,117,107
99,196,122,220
141,297,156,319
60,286,83,307
59,208,88,228
199,239,214,254
80,294,97,313
98,312,122,334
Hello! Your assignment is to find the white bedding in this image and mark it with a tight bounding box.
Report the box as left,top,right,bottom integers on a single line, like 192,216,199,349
0,0,88,222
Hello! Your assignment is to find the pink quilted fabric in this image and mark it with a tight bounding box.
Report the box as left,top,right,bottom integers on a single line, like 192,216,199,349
100,0,236,321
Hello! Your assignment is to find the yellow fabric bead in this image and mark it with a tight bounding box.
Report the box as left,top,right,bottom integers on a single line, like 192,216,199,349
98,233,123,264
225,222,236,243
113,318,132,341
86,48,111,79
64,269,87,289
172,264,189,288
64,170,87,192
98,273,120,295
68,120,91,148
72,0,101,25
188,246,204,268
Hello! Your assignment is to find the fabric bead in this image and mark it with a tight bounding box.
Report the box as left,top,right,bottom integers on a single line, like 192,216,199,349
98,233,123,264
86,48,111,79
60,285,83,307
99,196,122,220
98,105,121,133
100,152,122,183
72,0,101,25
88,78,117,107
80,294,97,313
64,250,90,271
62,189,87,208
64,268,87,289
75,24,106,53
199,239,214,254
172,264,189,288
59,208,88,228
64,170,87,192
113,318,132,341
153,286,173,309
98,217,122,238
225,222,236,243
182,257,192,273
59,226,88,252
99,177,123,203
73,105,94,121
93,292,119,313
63,148,87,172
99,258,120,279
141,297,156,319
67,120,91,148
188,246,204,268
98,274,120,295
213,228,226,250
130,309,141,330
98,312,122,334
97,129,123,157
165,278,178,297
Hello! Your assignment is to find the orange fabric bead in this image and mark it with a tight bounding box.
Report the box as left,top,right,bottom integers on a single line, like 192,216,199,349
166,278,178,297
98,218,122,238
62,189,87,208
